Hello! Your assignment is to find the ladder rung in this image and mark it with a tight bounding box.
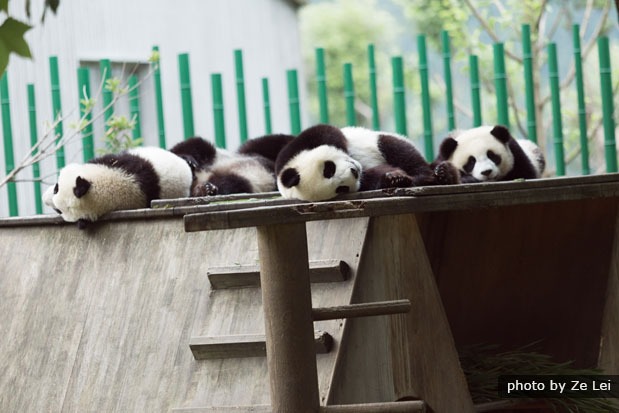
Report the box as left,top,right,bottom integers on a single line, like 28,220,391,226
208,259,350,289
320,400,426,413
171,405,271,412
312,299,411,321
190,331,333,360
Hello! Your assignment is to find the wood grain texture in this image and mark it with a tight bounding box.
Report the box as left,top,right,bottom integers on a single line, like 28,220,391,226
208,259,349,289
418,198,618,367
190,331,333,360
184,178,619,231
328,214,475,412
311,300,411,321
320,400,426,412
598,209,619,373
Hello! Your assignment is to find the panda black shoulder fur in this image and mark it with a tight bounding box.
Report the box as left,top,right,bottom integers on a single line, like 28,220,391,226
274,124,458,201
170,134,294,196
433,125,545,183
44,146,192,229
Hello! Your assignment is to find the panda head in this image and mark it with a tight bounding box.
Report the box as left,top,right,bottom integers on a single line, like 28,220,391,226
277,145,361,201
49,163,103,228
274,125,363,201
439,125,515,182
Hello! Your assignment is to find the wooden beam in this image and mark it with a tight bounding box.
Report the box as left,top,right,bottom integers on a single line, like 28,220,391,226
172,406,271,412
189,331,333,360
208,259,350,289
312,300,411,321
320,401,425,412
257,222,320,412
184,179,619,232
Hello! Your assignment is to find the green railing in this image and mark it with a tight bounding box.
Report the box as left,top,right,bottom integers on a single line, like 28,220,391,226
0,28,617,217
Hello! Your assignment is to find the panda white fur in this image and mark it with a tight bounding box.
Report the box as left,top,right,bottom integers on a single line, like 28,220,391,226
274,124,458,201
433,125,545,183
45,146,192,228
170,134,294,196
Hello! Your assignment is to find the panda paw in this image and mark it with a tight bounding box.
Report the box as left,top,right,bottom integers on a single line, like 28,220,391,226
383,171,413,188
434,161,460,185
193,182,219,197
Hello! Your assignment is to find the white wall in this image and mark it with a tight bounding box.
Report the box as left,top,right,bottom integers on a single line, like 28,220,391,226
0,0,307,217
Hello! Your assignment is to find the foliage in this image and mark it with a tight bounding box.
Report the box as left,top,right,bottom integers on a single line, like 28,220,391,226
460,342,618,412
0,0,59,76
300,0,400,127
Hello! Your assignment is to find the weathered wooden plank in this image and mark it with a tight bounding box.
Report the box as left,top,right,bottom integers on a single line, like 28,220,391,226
172,406,271,413
184,180,619,231
208,259,350,289
320,400,425,412
598,208,619,373
312,300,411,321
328,214,475,412
152,191,281,208
257,222,320,412
190,331,333,360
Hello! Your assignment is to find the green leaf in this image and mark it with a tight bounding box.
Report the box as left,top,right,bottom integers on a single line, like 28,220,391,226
0,0,8,14
0,18,32,75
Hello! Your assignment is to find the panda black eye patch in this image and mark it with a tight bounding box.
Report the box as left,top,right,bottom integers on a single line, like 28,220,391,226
53,183,59,194
487,150,502,165
323,161,336,178
463,156,476,173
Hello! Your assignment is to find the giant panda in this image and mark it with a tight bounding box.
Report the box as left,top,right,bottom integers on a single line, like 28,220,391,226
433,125,545,183
170,134,294,196
45,146,192,229
274,124,458,201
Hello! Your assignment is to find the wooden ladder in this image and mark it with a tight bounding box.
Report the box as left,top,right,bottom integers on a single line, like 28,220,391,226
178,219,425,413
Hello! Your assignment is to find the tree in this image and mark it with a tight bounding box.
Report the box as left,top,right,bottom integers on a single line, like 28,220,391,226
300,0,400,127
394,0,616,173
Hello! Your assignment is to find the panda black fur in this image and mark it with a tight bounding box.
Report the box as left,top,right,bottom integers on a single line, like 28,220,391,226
433,125,545,183
44,146,192,229
170,134,294,196
275,124,458,201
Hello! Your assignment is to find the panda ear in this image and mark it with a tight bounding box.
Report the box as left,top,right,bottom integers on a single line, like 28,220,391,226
439,137,458,159
73,176,91,198
490,125,512,144
280,168,300,188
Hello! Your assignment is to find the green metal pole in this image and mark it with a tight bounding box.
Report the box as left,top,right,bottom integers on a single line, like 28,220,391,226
234,49,248,144
418,35,434,160
391,56,407,136
178,53,195,138
27,84,42,214
77,67,95,161
1,73,18,216
316,47,329,124
469,54,482,127
287,69,301,135
548,43,565,176
493,43,509,128
99,58,114,123
522,24,537,143
572,25,589,175
128,75,142,141
343,63,356,126
152,46,166,148
49,56,65,169
598,36,617,173
262,77,272,134
441,30,455,130
211,73,226,149
368,44,380,130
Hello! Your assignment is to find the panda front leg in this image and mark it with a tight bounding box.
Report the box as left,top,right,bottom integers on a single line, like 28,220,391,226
360,165,414,190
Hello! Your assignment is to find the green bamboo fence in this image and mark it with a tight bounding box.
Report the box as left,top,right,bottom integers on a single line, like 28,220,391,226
287,69,301,135
262,77,272,134
27,84,42,214
316,47,329,124
152,45,167,148
572,25,590,175
441,30,455,131
211,73,226,148
391,56,407,136
49,56,65,169
368,44,380,130
548,43,565,176
1,73,17,216
77,67,94,161
418,35,434,160
235,49,248,143
343,63,355,126
178,53,195,138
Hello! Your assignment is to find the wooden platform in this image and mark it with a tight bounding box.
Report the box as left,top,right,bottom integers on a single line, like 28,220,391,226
1,174,618,412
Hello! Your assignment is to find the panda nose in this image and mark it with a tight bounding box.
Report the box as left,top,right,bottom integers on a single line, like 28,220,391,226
481,169,492,176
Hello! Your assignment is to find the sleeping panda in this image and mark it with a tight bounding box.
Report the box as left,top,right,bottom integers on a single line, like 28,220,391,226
170,134,294,196
274,124,458,201
433,125,545,183
44,146,192,229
